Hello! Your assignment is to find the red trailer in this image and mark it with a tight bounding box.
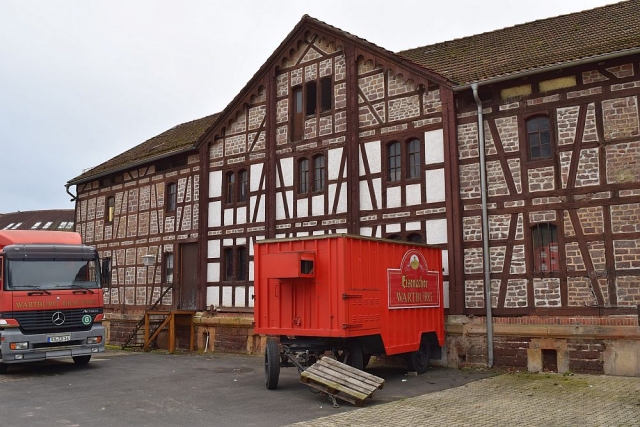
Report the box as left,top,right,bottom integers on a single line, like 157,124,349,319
254,234,444,389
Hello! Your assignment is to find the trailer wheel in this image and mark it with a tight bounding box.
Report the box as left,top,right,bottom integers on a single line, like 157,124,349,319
73,355,91,365
405,341,430,374
348,342,364,371
363,353,372,369
0,363,7,374
265,339,280,390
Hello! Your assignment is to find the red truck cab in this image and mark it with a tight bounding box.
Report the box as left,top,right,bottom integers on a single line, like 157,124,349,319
0,230,108,374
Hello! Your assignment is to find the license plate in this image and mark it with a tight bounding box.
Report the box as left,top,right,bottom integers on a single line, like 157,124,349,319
47,334,71,343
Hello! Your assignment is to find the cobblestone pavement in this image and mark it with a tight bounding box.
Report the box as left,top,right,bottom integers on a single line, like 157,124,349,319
289,372,640,426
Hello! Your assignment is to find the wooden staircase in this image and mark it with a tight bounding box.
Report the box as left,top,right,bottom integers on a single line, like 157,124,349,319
121,283,195,352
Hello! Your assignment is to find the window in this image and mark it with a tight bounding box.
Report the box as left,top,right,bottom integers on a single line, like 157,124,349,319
225,169,249,204
106,196,115,224
290,78,333,141
164,253,174,284
532,223,559,273
223,246,248,281
407,138,421,179
31,222,41,229
101,257,112,286
298,159,309,194
292,86,304,141
388,142,401,182
314,155,326,192
527,116,552,160
167,182,177,212
388,138,422,183
239,170,248,203
407,233,423,243
298,154,326,194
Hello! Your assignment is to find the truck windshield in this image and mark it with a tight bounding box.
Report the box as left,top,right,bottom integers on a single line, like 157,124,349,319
6,259,101,291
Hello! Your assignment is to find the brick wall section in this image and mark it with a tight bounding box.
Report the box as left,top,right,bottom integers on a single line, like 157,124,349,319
494,116,519,152
556,106,579,146
457,123,479,159
602,96,639,140
528,166,556,192
577,206,604,234
213,325,252,353
567,277,597,306
505,279,528,307
613,239,640,269
493,337,531,368
568,339,605,374
615,276,640,306
533,278,561,307
610,203,640,233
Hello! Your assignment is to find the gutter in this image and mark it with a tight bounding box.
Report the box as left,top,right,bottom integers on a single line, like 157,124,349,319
454,48,640,92
471,82,494,368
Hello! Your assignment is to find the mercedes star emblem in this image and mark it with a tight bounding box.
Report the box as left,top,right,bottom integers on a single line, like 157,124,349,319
52,311,66,326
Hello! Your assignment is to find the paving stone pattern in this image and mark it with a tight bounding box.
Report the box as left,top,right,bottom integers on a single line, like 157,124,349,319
290,373,640,427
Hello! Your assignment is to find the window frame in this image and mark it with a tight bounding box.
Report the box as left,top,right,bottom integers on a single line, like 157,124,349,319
531,223,559,274
163,252,174,284
386,137,422,185
222,246,248,282
525,113,555,162
297,153,327,195
166,182,177,213
106,196,115,224
224,169,249,206
290,77,333,142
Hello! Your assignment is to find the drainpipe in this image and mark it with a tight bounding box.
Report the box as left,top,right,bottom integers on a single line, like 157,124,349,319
471,83,494,368
65,183,77,202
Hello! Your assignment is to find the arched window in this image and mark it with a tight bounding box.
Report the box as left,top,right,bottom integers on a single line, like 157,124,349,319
238,169,248,203
314,155,326,192
292,86,303,141
225,172,236,204
527,116,552,160
388,142,401,182
386,234,401,241
166,182,177,212
531,223,559,273
106,196,115,224
298,158,309,194
407,138,421,179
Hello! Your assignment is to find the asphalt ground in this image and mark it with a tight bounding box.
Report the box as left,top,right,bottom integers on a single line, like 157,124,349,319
0,348,494,427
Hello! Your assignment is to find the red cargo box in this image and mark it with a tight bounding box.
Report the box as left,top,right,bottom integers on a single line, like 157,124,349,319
254,234,444,358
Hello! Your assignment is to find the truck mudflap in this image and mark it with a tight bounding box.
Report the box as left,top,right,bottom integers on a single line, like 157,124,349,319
0,324,105,364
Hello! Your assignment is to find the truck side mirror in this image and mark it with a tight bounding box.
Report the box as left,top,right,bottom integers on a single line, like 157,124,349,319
101,257,112,288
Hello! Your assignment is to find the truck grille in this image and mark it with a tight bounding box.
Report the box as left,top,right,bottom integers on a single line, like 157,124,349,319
5,308,103,334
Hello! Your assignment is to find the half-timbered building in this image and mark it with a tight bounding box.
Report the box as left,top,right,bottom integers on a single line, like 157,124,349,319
68,1,640,375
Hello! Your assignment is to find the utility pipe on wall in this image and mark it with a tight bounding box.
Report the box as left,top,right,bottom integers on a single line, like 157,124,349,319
471,82,494,368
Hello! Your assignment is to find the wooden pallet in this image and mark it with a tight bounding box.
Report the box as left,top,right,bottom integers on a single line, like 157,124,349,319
300,356,385,407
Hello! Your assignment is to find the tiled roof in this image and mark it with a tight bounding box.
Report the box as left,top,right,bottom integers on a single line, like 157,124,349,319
68,113,219,184
0,209,75,231
397,1,640,86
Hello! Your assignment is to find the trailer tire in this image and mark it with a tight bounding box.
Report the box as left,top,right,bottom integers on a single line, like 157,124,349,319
265,339,280,390
73,355,91,365
348,342,364,371
405,341,430,374
0,362,7,374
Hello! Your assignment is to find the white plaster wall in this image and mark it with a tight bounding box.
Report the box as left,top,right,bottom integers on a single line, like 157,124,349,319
361,141,381,175
297,198,308,217
237,207,246,224
207,239,220,258
209,201,221,227
312,195,324,216
248,286,254,308
209,170,222,198
386,186,402,208
406,221,421,231
360,180,373,210
248,261,254,281
426,218,448,244
360,227,373,237
224,208,234,225
280,157,294,188
235,287,246,308
424,129,444,165
222,286,233,306
426,168,446,203
330,183,347,213
328,147,343,181
406,183,422,206
235,237,247,245
276,192,287,220
386,223,401,234
250,195,265,222
250,163,263,191
207,262,220,282
207,286,219,307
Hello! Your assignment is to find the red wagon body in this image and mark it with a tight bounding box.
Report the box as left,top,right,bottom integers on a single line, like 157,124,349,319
254,235,445,368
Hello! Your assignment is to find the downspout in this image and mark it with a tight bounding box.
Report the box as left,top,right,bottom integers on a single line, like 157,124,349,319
471,83,494,368
65,183,77,202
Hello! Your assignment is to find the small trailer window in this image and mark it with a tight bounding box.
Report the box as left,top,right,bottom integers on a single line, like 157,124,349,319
301,260,314,275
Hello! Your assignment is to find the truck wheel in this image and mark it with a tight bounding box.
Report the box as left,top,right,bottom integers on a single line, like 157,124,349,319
73,355,91,365
363,353,372,369
406,342,430,374
265,339,280,390
0,363,7,374
348,342,364,371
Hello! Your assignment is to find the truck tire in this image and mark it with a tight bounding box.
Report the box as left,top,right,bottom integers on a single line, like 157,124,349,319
405,341,430,374
73,355,91,365
348,342,364,371
265,339,280,390
0,362,7,374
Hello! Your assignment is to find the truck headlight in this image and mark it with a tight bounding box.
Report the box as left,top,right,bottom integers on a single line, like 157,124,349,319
87,336,102,344
10,342,28,350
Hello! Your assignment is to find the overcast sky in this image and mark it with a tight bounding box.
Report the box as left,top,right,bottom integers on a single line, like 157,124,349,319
0,0,620,213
